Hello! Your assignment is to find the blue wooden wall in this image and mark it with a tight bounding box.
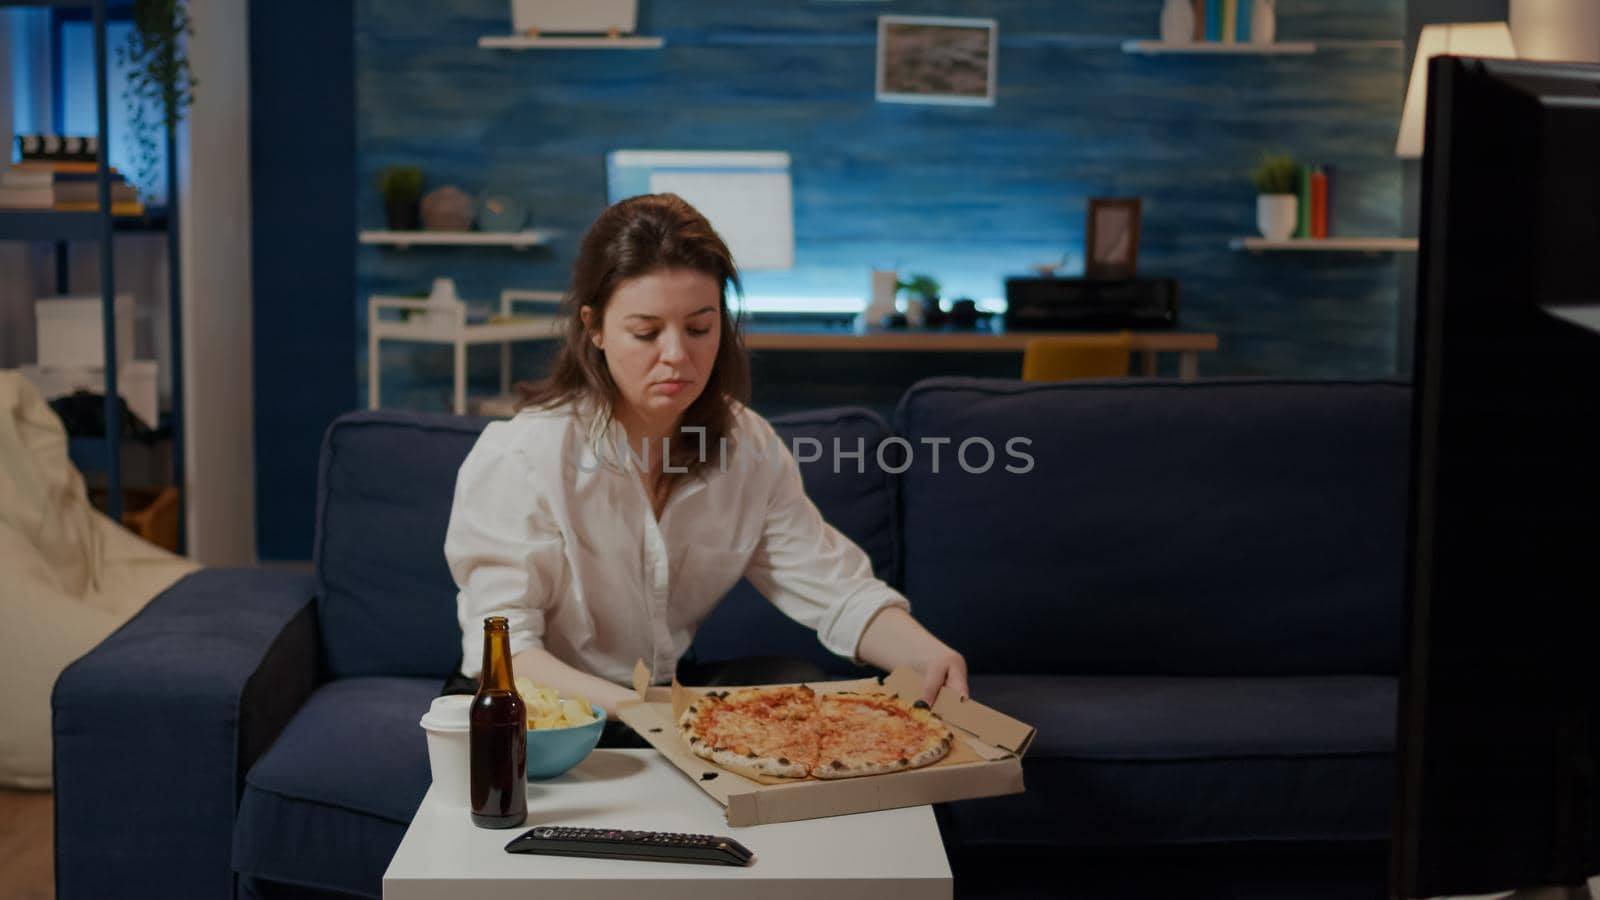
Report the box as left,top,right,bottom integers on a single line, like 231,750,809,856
355,0,1406,410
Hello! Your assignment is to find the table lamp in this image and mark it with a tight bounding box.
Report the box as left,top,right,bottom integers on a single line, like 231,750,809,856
1395,22,1516,159
1510,0,1600,64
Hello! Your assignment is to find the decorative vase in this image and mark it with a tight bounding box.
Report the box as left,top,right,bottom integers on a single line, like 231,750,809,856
1251,0,1277,45
1257,194,1298,241
1160,0,1197,43
420,186,474,232
476,191,529,233
904,295,925,328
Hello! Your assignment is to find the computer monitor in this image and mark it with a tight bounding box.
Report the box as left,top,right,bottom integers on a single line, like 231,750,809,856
605,150,795,271
1396,56,1600,898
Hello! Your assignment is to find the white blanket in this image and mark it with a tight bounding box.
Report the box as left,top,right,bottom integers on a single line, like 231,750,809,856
0,371,198,788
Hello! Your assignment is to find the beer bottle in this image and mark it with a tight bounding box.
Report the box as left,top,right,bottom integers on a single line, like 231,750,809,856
470,616,527,828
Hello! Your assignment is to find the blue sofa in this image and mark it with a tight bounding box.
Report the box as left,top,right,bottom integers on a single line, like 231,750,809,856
53,378,1410,899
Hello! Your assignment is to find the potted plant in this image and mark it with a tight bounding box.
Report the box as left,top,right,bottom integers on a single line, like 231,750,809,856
897,273,945,328
379,166,425,231
1252,153,1299,241
119,0,197,202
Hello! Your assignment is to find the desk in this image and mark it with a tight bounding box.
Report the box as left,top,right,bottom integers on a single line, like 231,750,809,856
742,327,1218,380
382,749,952,900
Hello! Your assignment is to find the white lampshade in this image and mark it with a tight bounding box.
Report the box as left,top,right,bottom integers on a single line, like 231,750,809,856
1396,22,1518,159
1510,0,1600,63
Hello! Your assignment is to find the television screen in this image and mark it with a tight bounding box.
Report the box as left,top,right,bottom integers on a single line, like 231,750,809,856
1397,56,1600,898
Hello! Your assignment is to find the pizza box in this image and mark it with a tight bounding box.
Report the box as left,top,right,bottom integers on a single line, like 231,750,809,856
616,662,1033,827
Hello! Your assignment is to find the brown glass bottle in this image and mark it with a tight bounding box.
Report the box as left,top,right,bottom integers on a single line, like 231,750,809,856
470,616,527,828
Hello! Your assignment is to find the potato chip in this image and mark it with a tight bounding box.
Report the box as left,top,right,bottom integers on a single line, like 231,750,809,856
513,679,598,730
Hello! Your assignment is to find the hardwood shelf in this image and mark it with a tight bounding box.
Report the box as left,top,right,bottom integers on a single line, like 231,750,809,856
358,229,559,249
1229,237,1418,253
478,35,664,50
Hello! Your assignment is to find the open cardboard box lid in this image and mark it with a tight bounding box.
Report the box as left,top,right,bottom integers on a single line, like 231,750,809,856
616,661,1033,827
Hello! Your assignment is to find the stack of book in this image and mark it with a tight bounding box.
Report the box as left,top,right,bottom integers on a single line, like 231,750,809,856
1193,0,1256,44
0,161,144,215
1294,164,1333,239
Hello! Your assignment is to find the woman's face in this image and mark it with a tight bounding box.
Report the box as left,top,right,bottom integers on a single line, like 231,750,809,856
584,268,723,431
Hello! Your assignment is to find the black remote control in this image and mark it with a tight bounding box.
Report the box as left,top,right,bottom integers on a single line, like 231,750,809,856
504,825,754,867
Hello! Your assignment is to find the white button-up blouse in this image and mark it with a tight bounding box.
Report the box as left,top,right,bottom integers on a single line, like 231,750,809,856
445,400,910,683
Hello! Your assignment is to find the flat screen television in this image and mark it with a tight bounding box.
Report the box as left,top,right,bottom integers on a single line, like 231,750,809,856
1396,56,1600,898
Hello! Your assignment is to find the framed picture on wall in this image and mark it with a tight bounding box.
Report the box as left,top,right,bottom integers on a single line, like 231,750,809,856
1085,197,1142,280
876,15,998,107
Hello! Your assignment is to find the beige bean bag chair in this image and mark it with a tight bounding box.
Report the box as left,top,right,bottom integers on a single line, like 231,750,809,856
0,372,198,788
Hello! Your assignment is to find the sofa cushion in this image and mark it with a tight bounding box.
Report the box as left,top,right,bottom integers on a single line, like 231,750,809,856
233,677,435,898
894,378,1410,676
316,411,491,678
689,407,897,674
942,673,1396,848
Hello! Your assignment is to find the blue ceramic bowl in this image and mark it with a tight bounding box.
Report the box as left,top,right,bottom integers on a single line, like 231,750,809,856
525,705,606,780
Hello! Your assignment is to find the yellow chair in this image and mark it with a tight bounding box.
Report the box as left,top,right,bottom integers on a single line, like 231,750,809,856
1021,332,1134,381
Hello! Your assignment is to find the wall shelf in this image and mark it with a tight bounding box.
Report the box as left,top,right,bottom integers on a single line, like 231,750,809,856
1230,237,1419,253
1122,40,1317,55
478,35,664,49
358,229,560,249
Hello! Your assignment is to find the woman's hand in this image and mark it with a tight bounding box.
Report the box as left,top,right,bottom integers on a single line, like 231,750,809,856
856,605,971,705
920,650,969,706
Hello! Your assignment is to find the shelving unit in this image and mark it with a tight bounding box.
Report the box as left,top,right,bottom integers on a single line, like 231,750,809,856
358,229,560,249
1229,237,1418,253
3,1,185,541
1,0,145,525
1122,40,1316,55
478,35,664,50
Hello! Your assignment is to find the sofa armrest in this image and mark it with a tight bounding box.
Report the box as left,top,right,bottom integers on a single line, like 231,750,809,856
52,568,320,900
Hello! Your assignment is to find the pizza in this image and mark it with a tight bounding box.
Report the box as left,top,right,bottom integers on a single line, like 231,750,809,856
677,685,954,780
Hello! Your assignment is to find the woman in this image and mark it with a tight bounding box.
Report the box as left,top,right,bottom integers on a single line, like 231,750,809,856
444,194,967,731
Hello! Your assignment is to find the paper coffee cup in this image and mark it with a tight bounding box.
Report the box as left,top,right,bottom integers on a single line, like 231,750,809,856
419,695,472,808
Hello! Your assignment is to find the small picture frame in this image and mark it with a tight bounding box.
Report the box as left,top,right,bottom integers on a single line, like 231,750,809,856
876,15,998,107
1085,198,1142,280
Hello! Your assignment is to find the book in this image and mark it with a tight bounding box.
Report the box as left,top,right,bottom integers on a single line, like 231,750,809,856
11,160,115,175
1323,165,1336,236
1205,0,1222,41
1236,0,1252,43
53,201,146,215
3,168,125,187
1,170,56,188
1193,0,1207,41
0,187,54,208
1295,165,1312,239
51,182,139,205
1310,167,1328,239
1221,0,1238,44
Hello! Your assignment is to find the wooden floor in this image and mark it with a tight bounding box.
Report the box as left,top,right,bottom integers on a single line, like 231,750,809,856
0,789,53,900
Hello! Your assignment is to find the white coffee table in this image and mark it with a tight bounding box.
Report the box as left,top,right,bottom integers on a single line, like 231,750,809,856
383,749,953,900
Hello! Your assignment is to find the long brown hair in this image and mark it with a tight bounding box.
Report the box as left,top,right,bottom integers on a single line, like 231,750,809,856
514,193,751,480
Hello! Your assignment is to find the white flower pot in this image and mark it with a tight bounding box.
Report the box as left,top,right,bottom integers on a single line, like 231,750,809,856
1160,0,1197,43
1257,194,1298,241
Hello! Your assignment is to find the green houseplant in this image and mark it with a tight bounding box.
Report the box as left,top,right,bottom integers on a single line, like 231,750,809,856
1252,153,1299,241
119,0,197,201
378,166,425,231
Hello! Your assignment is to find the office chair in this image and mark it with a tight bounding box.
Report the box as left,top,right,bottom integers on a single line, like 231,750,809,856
1020,332,1134,381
